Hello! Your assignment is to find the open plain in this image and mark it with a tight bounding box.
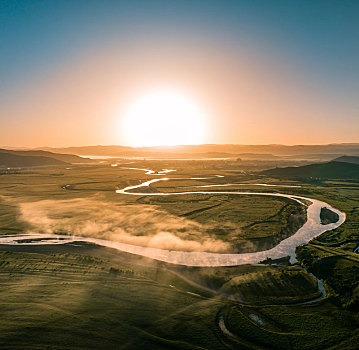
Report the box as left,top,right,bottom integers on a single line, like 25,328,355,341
1,159,358,349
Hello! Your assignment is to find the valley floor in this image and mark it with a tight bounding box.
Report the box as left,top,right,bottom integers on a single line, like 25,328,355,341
0,160,358,349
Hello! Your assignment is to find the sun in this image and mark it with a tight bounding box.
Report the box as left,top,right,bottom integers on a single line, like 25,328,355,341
122,90,207,147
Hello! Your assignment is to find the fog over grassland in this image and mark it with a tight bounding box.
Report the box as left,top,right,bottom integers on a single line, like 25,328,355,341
18,197,231,252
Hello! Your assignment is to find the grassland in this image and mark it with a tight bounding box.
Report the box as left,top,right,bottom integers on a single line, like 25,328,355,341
1,244,358,350
0,159,358,349
320,207,340,224
0,162,306,252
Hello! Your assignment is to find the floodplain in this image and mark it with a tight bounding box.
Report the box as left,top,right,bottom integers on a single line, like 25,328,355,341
0,159,358,349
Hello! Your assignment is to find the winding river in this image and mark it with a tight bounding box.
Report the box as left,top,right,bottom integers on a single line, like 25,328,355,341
0,167,346,267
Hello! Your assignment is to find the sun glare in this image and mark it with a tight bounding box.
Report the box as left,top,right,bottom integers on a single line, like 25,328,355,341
122,90,207,147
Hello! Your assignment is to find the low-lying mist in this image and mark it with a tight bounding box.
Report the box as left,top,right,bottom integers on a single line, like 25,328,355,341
18,198,231,252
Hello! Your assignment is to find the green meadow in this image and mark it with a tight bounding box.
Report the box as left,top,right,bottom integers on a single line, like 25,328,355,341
0,160,358,349
0,163,306,252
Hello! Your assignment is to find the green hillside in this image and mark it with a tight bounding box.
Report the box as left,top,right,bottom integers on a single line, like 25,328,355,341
334,155,359,165
262,161,359,180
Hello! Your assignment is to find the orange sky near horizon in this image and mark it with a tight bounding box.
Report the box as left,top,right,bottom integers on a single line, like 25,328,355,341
2,40,357,148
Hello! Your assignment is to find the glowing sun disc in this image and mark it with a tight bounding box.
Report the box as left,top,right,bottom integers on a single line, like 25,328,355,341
122,90,206,147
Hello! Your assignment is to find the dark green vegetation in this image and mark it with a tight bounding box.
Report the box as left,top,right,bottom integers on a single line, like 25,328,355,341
267,165,359,313
262,161,359,180
1,244,358,350
139,194,306,252
297,245,359,311
334,155,359,165
293,179,359,311
320,207,339,225
0,158,358,349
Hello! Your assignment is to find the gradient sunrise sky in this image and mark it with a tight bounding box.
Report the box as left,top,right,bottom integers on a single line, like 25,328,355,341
1,0,358,147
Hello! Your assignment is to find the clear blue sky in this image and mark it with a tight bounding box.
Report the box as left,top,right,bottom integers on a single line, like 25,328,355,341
1,0,358,146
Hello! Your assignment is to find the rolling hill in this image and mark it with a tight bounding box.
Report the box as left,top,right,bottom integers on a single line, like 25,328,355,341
0,149,92,163
333,155,359,165
0,153,70,168
262,161,359,180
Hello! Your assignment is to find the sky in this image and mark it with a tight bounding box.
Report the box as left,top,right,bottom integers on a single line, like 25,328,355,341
1,0,358,147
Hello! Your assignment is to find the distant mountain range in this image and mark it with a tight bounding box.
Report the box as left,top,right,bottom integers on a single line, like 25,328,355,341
35,143,359,160
39,145,133,157
0,149,93,168
262,161,359,180
1,144,359,166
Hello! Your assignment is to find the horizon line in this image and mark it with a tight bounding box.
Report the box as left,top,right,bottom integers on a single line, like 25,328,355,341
2,142,359,150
